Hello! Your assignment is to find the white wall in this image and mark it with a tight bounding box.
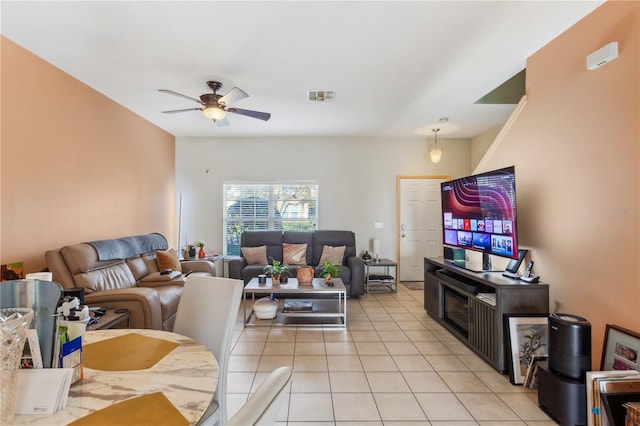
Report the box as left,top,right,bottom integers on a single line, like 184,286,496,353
471,127,500,171
176,136,471,260
1,38,176,273
477,1,639,363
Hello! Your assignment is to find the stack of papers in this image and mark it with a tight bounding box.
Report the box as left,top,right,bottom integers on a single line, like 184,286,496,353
15,368,73,414
476,293,496,306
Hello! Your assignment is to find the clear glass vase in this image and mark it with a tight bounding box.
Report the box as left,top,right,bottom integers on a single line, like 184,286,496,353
0,308,34,426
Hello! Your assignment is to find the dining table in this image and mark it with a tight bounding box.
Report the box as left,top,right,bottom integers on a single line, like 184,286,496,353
11,329,218,425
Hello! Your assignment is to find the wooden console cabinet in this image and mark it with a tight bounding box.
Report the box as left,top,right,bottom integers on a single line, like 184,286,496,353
424,257,549,373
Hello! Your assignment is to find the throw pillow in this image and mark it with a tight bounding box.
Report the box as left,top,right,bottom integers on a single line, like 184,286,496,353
156,249,182,272
241,245,268,265
283,243,307,266
318,245,346,265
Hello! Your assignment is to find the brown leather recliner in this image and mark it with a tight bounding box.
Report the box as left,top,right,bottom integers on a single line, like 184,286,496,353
45,234,216,331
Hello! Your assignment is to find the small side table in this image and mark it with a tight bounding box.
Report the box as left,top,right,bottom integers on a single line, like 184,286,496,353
365,259,397,293
87,309,131,331
182,254,224,277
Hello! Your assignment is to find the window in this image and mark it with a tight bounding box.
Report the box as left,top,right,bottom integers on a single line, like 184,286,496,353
223,182,318,255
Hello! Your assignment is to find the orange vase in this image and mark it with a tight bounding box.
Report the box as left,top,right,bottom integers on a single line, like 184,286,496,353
296,267,314,284
198,246,205,258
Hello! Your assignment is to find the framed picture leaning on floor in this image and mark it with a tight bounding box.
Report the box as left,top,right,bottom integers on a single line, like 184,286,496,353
601,324,640,372
506,314,549,385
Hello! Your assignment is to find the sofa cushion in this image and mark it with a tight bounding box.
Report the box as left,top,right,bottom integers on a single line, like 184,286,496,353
142,253,160,273
283,231,314,265
318,245,346,265
312,231,356,266
283,243,307,266
74,263,137,293
156,250,182,272
241,246,268,265
241,231,283,263
127,256,149,280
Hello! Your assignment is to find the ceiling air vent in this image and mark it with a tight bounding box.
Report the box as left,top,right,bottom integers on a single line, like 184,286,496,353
307,90,335,102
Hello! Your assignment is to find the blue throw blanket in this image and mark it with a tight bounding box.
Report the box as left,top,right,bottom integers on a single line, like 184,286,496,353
87,233,168,260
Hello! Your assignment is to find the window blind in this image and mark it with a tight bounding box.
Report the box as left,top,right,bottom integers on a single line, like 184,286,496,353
223,182,318,255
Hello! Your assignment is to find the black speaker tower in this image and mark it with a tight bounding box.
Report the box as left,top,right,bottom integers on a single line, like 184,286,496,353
537,313,591,425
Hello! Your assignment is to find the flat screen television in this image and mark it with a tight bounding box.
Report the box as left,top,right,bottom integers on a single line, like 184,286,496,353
440,166,518,270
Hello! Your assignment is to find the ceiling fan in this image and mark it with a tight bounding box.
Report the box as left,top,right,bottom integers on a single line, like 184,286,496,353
159,81,271,126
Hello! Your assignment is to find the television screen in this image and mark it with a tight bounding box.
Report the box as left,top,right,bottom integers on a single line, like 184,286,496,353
441,166,518,260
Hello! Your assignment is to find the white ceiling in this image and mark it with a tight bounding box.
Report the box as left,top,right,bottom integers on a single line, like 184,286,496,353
1,1,604,139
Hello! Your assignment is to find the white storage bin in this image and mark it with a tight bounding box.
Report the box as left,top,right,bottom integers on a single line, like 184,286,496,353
253,296,278,319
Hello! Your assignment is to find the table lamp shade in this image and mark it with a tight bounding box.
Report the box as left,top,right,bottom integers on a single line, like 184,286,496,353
373,239,380,256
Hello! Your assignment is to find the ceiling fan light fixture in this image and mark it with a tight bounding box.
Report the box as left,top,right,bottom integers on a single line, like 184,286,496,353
160,81,271,125
428,128,443,163
202,105,227,121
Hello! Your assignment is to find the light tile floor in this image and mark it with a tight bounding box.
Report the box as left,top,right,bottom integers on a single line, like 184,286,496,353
227,284,556,425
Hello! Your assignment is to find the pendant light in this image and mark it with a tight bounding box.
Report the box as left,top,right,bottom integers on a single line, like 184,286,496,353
429,128,443,163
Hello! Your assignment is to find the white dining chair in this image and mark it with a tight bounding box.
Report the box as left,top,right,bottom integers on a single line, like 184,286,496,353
173,276,244,426
226,366,292,426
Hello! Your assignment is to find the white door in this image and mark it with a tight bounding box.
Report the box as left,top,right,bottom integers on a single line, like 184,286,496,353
399,178,444,281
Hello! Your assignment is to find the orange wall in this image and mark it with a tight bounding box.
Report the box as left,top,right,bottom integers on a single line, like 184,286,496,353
479,1,639,368
1,37,176,274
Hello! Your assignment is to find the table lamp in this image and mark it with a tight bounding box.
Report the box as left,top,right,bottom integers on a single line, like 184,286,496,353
373,239,380,263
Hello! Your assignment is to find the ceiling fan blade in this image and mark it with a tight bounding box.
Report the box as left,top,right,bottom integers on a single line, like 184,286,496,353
228,107,271,121
158,89,203,105
219,87,249,106
216,117,230,127
162,108,203,114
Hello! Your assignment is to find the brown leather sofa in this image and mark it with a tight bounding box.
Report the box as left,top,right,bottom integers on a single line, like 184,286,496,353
45,233,216,331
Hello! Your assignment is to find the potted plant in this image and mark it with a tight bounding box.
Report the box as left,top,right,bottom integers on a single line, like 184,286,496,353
263,259,290,285
321,260,341,286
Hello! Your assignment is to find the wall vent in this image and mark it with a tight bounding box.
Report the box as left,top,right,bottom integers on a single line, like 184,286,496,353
307,90,335,102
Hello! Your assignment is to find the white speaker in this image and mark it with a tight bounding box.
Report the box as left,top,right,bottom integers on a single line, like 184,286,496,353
586,42,618,70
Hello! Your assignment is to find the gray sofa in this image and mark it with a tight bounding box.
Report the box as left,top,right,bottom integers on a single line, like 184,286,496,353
228,230,365,297
45,233,217,331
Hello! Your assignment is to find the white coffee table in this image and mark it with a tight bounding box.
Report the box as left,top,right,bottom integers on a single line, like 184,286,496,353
244,277,346,327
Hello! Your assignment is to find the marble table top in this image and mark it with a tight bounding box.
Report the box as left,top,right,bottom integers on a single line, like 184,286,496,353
12,329,218,425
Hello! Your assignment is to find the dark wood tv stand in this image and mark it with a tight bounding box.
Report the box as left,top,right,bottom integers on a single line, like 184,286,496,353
424,257,549,373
